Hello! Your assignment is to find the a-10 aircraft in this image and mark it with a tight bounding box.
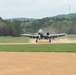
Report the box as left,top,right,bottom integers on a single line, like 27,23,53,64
21,29,65,43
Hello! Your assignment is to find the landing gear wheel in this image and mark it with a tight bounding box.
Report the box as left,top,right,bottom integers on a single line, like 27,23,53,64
36,39,38,43
49,39,51,43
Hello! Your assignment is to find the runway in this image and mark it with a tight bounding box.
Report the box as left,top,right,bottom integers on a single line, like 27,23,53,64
0,52,76,75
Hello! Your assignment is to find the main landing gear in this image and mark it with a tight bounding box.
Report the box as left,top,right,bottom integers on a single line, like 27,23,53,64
36,39,38,42
49,39,51,43
36,39,51,43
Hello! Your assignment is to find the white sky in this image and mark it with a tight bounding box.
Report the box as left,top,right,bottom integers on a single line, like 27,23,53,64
0,0,76,19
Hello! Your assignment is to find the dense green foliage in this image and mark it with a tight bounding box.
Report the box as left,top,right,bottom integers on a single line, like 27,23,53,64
0,13,76,36
0,17,22,36
0,44,76,52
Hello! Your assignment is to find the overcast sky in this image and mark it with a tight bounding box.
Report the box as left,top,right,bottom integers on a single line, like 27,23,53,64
0,0,76,19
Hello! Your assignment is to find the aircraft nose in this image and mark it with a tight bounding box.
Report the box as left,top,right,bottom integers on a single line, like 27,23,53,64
38,29,43,33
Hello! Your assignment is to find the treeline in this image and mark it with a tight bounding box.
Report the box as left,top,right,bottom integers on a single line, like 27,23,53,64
0,17,22,36
22,18,76,34
0,16,76,36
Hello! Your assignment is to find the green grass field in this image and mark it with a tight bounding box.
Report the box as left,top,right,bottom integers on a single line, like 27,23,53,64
0,35,76,43
0,44,76,52
68,35,76,40
0,37,29,43
0,36,76,52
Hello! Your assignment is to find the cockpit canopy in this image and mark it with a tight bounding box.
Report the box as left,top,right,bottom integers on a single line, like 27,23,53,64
38,29,44,35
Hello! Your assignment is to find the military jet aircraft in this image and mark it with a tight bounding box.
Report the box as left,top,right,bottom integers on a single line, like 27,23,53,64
21,29,65,42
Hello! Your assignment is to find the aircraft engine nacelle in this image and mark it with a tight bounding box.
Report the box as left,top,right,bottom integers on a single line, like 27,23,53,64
46,32,50,35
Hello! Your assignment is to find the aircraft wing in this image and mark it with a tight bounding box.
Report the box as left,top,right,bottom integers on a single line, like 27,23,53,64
48,33,66,38
21,34,39,38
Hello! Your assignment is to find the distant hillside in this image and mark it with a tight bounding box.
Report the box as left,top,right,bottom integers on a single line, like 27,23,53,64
54,13,76,19
8,18,35,21
7,13,76,21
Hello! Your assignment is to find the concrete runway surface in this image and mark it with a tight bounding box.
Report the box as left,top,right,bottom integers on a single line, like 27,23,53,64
0,52,76,75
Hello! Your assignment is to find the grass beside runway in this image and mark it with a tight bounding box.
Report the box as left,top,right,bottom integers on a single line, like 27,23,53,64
0,43,76,52
0,37,29,43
